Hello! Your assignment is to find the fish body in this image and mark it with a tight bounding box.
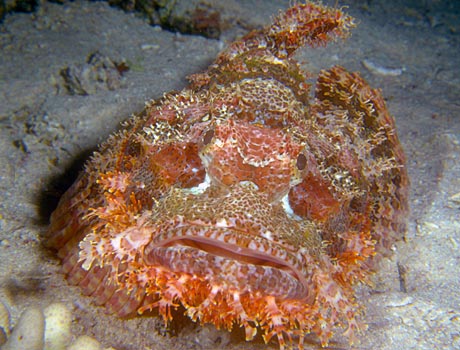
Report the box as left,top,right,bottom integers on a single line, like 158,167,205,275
47,2,409,348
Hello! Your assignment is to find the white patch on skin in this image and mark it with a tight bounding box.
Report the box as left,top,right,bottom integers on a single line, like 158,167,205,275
111,235,122,252
216,218,228,227
214,138,225,148
281,193,302,221
184,173,211,195
261,230,273,240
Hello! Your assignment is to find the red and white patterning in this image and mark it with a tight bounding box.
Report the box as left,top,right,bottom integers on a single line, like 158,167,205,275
47,2,409,349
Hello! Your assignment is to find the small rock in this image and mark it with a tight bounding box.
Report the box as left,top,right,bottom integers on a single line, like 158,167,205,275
0,299,10,339
67,335,103,350
44,302,72,350
59,51,127,95
2,306,45,350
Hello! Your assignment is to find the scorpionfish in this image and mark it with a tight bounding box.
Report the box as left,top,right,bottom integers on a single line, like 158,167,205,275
47,1,409,348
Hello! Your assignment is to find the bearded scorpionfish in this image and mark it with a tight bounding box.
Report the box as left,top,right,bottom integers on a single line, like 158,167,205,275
47,1,409,348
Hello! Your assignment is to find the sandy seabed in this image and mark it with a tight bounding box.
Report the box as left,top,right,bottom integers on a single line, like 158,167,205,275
0,0,459,349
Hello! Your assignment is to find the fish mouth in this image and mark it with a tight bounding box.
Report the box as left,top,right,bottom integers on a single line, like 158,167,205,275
143,225,312,301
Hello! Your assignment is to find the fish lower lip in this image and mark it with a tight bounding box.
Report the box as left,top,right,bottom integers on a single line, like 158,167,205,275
143,228,311,300
144,245,308,300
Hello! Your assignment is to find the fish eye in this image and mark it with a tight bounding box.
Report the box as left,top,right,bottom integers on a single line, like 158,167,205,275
296,153,307,170
202,129,215,145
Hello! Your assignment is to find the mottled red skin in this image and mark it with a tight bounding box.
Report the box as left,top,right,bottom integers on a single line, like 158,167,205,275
47,2,409,349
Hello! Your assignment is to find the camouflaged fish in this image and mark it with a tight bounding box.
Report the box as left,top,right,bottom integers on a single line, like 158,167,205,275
47,2,409,348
